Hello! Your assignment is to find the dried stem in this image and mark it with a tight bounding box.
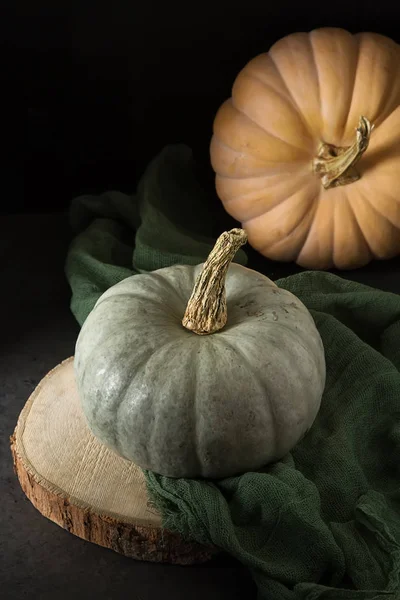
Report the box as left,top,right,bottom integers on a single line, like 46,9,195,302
313,116,373,189
182,228,247,335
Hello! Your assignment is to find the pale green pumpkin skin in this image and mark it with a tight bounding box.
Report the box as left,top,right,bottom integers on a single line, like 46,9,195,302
74,263,326,479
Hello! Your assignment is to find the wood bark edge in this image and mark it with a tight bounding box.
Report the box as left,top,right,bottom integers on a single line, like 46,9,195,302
9,359,217,565
10,435,215,564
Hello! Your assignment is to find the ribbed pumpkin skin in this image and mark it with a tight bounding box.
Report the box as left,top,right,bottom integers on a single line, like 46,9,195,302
210,28,400,270
74,263,326,479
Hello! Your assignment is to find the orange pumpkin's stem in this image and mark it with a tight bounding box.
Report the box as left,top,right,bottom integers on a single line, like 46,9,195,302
313,116,374,189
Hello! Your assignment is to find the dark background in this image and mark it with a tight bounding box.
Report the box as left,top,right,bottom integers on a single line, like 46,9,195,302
2,4,400,599
3,1,400,215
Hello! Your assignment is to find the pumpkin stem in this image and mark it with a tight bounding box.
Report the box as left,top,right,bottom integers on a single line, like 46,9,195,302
182,228,248,335
313,116,374,189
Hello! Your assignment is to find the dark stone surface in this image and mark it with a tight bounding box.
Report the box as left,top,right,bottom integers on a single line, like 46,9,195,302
1,212,400,599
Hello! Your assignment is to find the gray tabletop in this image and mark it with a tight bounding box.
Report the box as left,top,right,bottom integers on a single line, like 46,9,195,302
2,213,399,600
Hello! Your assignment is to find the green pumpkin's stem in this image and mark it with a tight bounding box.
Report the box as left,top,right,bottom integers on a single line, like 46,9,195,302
182,228,248,335
313,116,374,189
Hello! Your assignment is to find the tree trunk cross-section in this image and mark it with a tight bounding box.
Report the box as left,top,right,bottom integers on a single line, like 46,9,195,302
10,357,215,565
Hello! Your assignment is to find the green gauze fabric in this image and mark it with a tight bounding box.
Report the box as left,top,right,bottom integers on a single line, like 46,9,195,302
146,274,400,600
65,144,400,600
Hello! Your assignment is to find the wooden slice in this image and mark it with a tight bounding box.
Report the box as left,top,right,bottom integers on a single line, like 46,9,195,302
10,357,215,565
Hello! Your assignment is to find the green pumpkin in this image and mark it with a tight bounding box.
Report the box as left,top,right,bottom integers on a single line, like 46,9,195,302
74,229,326,479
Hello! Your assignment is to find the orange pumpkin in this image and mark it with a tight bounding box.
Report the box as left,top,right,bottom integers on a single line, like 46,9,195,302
210,27,400,270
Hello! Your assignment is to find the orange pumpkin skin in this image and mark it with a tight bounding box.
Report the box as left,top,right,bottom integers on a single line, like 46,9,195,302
210,28,400,270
